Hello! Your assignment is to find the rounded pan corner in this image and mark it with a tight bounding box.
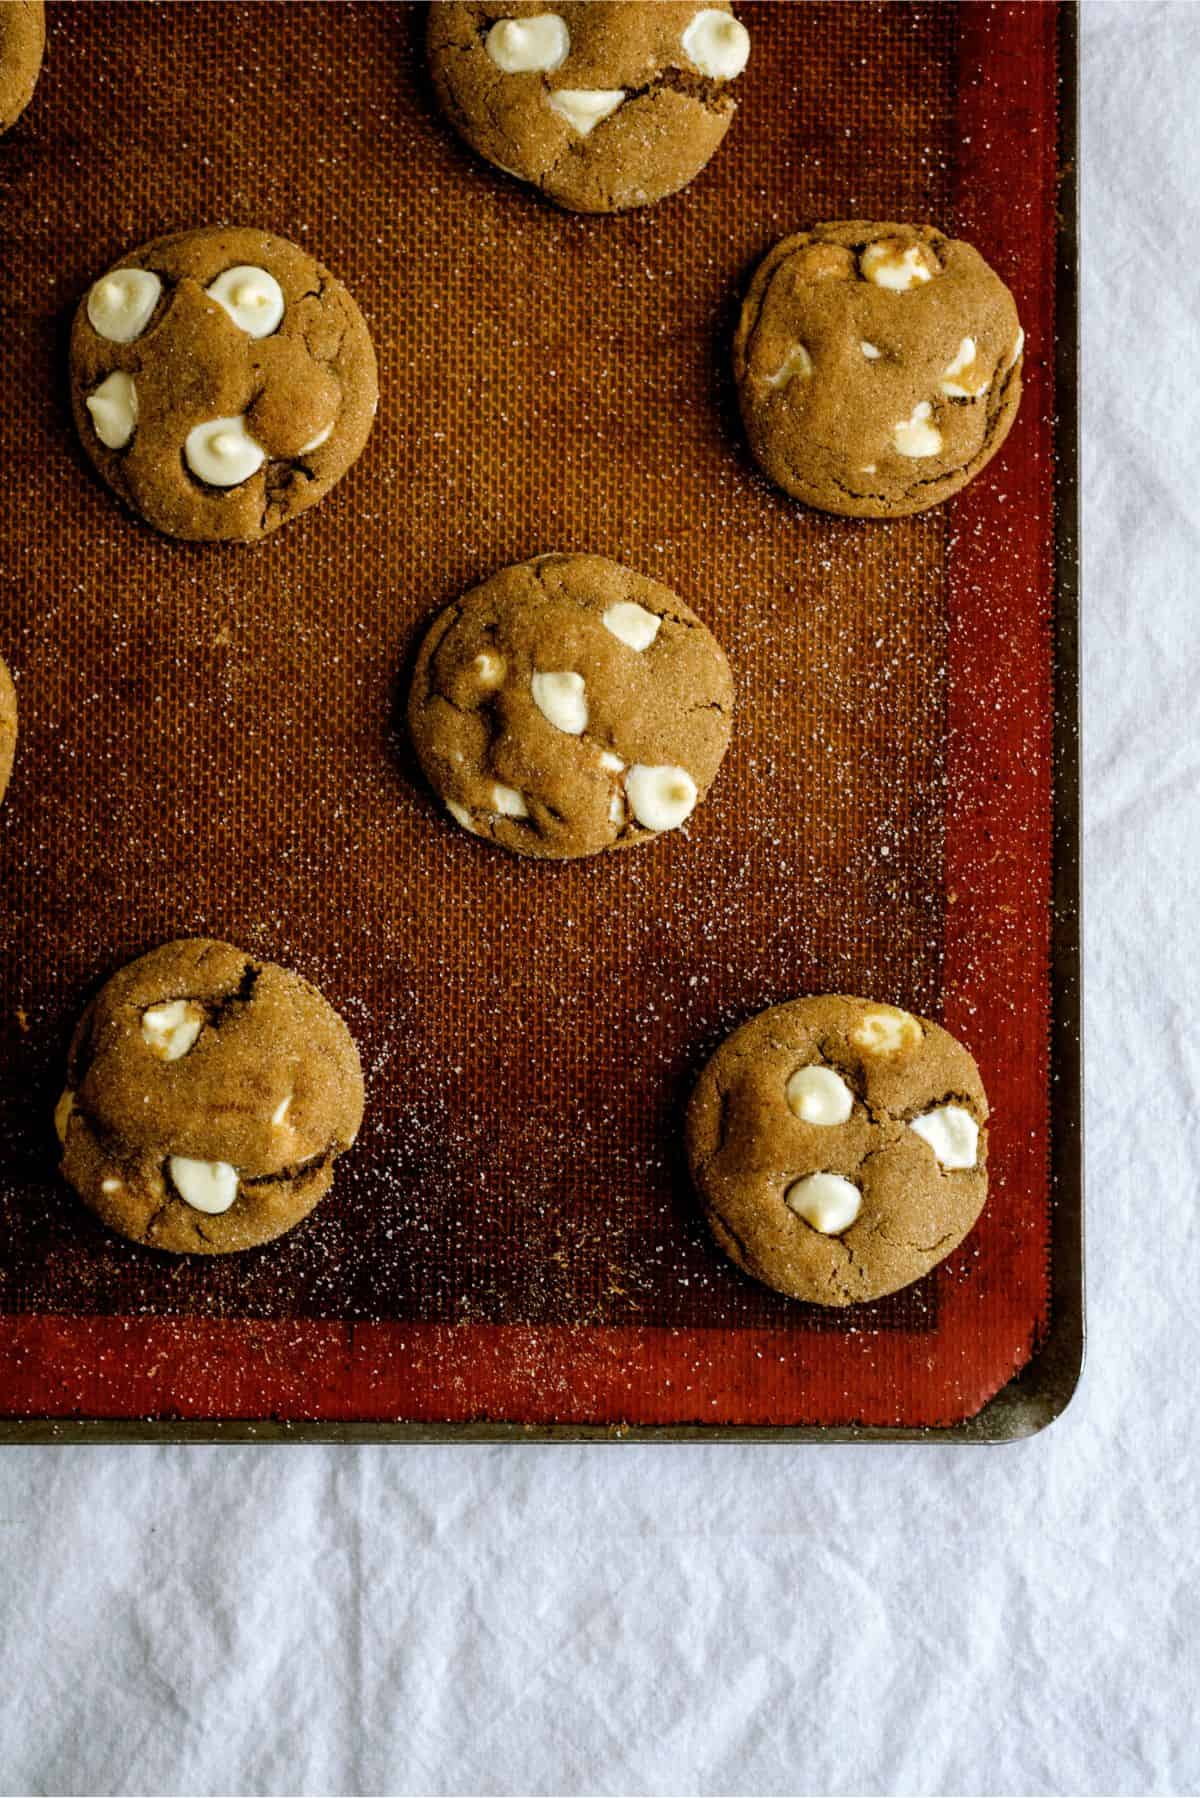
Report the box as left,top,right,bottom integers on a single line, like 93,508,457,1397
967,1309,1086,1444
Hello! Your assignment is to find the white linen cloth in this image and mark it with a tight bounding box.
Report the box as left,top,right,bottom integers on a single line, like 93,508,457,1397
1,5,1197,1793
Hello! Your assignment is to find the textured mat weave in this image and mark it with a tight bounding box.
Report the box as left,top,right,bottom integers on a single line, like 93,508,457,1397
0,2,1062,1428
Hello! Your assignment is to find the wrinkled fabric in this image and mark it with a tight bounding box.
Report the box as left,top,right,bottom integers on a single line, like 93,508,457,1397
1,5,1197,1795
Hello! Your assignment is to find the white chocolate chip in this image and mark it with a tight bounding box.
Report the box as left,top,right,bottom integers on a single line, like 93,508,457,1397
87,268,162,343
681,8,750,79
785,1172,862,1235
100,1177,122,1194
850,1008,922,1057
600,740,629,823
486,12,569,72
531,670,588,735
860,340,883,360
184,415,266,487
892,400,943,459
942,336,975,380
54,1089,74,1145
168,1155,238,1215
271,1095,291,1127
909,1104,979,1170
446,799,476,833
625,764,697,833
860,463,877,474
786,1065,854,1127
473,651,506,688
85,371,139,450
765,342,813,389
206,265,285,338
602,601,661,651
141,999,204,1063
547,89,625,136
940,335,990,399
860,240,937,291
490,782,528,818
299,421,334,455
1008,325,1025,368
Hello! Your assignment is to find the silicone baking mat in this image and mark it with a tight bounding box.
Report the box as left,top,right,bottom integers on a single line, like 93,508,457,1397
0,0,1079,1439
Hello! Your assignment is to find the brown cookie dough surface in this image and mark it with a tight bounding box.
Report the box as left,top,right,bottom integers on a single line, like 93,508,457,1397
70,225,378,543
409,552,733,860
56,939,365,1255
687,995,989,1306
427,2,750,214
0,653,16,807
734,221,1024,518
0,0,43,133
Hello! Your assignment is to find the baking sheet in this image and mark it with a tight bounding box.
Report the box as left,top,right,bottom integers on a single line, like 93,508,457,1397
0,0,1079,1438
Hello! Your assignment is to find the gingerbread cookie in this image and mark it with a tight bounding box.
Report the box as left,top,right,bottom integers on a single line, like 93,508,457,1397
0,0,44,134
687,995,988,1306
734,222,1024,518
56,939,365,1254
427,3,750,213
408,552,733,860
70,226,378,542
0,653,16,808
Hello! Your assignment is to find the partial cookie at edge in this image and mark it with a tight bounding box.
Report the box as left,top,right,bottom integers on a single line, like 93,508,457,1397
0,0,44,133
427,2,750,213
0,654,15,808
